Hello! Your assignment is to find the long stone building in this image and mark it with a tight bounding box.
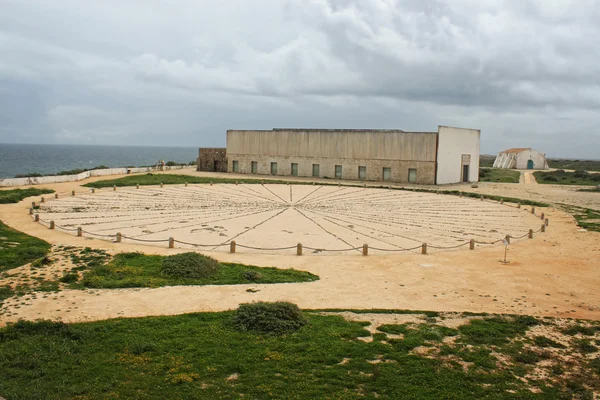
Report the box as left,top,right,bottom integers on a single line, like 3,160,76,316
493,148,548,170
198,126,480,185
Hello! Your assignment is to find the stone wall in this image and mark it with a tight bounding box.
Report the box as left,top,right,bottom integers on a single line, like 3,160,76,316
0,166,192,187
226,155,436,184
197,148,227,172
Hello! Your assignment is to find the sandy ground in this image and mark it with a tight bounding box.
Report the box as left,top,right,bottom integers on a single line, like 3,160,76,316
34,184,543,255
1,169,599,325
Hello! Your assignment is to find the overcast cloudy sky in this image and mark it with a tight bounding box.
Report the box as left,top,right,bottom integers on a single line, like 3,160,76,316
1,0,599,157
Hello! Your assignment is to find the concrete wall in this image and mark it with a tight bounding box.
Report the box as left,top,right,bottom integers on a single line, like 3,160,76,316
0,166,192,187
493,150,548,170
227,129,437,161
515,150,548,169
197,148,227,172
228,155,435,184
226,129,438,184
436,126,481,185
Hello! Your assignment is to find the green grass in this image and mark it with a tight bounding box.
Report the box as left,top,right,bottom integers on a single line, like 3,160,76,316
0,221,51,272
81,252,318,288
0,188,54,204
1,312,599,399
479,168,521,183
547,159,600,172
534,170,600,186
479,154,496,168
83,173,296,188
559,204,600,232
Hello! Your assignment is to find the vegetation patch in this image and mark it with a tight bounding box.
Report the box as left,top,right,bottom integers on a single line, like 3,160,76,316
1,311,599,399
83,173,297,188
0,221,51,272
479,168,521,183
559,204,600,232
81,252,318,289
0,188,54,204
534,170,600,186
547,159,600,172
160,252,220,279
233,302,308,335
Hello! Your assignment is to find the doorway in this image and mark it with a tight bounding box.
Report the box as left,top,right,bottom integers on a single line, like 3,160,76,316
462,165,469,182
527,159,534,169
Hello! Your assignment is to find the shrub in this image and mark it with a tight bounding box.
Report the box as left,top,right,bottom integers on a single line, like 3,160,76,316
165,161,177,166
160,252,220,279
233,302,308,335
243,271,262,281
543,175,560,182
0,319,81,341
59,273,79,283
574,170,589,178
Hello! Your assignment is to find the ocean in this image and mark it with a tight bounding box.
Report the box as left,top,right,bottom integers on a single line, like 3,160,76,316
0,143,198,179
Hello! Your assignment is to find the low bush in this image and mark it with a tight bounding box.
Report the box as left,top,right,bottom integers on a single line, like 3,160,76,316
243,270,262,281
59,273,79,283
160,252,220,279
543,175,560,182
574,170,589,178
233,301,308,335
0,319,81,341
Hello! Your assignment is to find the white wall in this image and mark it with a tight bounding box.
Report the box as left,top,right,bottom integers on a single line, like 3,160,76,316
0,166,192,187
436,126,481,185
515,150,547,169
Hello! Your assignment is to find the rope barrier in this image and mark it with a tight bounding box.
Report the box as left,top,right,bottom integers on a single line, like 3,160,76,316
173,240,229,247
427,242,471,250
236,244,298,251
369,245,423,252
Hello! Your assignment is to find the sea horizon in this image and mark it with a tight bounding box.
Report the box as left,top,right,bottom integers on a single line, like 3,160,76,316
0,143,201,179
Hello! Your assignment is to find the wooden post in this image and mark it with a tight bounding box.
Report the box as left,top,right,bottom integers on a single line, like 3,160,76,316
517,203,521,208
541,224,546,233
29,208,34,215
297,243,302,256
545,218,549,227
34,214,39,222
235,181,238,185
55,193,59,199
137,184,140,189
49,220,55,230
32,201,36,208
362,244,368,256
116,232,122,243
480,196,484,201
72,190,75,196
421,243,427,255
469,239,475,250
77,227,82,237
168,237,174,248
40,197,45,203
160,182,163,188
210,181,213,186
500,199,504,205
91,188,95,194
528,229,533,239
531,206,536,214
505,234,510,245
113,185,116,191
185,182,188,187
540,212,545,220
230,241,236,253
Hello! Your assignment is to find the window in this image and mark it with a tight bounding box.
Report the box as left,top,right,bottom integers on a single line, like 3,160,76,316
271,162,278,175
382,167,391,181
358,166,366,180
312,164,320,177
232,160,239,173
408,168,417,183
291,163,298,176
251,161,257,174
335,165,343,179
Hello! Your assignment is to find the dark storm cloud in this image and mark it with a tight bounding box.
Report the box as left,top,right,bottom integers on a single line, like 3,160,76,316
0,0,599,157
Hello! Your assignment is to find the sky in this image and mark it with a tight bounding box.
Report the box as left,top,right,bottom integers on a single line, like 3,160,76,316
1,0,599,158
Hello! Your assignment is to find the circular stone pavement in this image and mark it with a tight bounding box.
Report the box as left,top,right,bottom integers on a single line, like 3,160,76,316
37,184,543,255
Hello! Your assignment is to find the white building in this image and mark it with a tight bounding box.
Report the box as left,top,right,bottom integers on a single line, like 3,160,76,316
218,125,480,185
493,148,549,170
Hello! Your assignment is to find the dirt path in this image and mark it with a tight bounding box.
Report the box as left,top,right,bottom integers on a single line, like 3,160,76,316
1,171,599,325
520,171,538,185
